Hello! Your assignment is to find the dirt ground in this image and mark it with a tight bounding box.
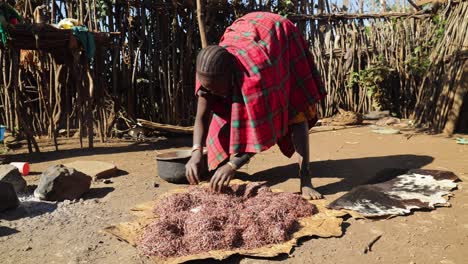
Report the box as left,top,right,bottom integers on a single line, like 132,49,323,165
0,126,467,264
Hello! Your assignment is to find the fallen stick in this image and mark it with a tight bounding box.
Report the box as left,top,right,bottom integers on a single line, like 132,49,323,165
363,234,383,254
309,125,363,134
137,119,194,135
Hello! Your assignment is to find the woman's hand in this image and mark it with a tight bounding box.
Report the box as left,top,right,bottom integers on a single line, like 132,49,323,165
185,150,204,185
187,94,212,185
210,164,235,192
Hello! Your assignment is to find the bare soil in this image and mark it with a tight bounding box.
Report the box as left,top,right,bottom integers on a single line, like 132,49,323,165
1,126,467,264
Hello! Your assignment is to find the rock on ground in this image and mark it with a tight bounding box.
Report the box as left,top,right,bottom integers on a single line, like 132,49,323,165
34,165,92,201
0,164,27,193
0,181,19,212
63,160,117,180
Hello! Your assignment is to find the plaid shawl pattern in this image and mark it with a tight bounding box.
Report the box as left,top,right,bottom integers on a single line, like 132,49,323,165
196,12,326,170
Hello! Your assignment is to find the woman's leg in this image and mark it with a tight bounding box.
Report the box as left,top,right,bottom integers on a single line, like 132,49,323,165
291,121,323,200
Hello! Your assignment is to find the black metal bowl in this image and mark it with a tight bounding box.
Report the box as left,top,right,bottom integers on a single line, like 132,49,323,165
156,149,208,184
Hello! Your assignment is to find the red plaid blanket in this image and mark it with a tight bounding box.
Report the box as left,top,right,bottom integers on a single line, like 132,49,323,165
196,12,326,170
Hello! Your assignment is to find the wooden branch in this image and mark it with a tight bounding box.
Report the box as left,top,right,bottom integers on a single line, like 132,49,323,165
415,0,448,6
196,0,208,48
288,11,432,21
137,119,194,135
363,234,383,254
407,0,423,11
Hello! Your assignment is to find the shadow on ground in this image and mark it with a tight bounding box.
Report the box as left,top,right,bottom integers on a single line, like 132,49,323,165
5,136,192,164
115,169,129,177
1,186,114,221
0,226,20,237
83,187,115,199
186,252,290,264
238,154,434,195
0,200,58,221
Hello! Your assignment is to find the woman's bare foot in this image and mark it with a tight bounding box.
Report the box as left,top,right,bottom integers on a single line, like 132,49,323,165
301,185,323,200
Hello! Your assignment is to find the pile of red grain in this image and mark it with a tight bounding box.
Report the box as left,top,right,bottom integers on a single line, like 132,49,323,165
138,182,317,258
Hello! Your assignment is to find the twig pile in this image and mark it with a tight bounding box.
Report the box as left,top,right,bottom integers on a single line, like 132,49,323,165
138,182,316,258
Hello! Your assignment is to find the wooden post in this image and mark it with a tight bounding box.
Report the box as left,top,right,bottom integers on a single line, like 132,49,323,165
381,0,387,12
443,61,468,136
196,0,208,48
10,49,40,153
86,65,94,149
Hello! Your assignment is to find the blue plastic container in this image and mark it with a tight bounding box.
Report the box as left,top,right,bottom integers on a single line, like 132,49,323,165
0,125,5,141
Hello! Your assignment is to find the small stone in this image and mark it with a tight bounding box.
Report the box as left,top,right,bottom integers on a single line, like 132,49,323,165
364,110,390,120
103,179,112,184
25,246,32,251
153,182,159,188
376,117,401,126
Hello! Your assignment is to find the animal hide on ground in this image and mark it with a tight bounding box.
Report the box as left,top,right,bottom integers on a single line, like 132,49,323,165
328,169,459,217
